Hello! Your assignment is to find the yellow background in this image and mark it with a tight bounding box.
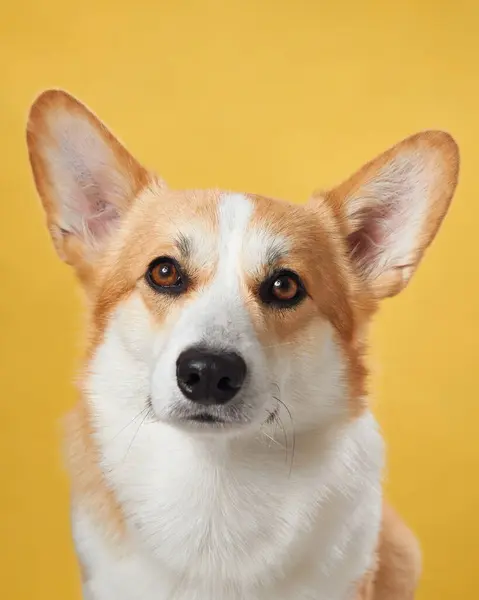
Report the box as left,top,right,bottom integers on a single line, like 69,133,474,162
1,1,477,598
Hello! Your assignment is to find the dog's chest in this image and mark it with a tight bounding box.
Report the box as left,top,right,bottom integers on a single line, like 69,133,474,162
74,480,379,600
73,414,383,600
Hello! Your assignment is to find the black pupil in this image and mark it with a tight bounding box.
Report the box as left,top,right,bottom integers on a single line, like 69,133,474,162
274,276,292,294
157,262,179,285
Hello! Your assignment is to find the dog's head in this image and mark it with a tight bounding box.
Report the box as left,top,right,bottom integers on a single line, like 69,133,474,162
27,90,459,437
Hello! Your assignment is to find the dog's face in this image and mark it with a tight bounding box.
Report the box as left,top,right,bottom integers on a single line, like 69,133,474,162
26,91,459,437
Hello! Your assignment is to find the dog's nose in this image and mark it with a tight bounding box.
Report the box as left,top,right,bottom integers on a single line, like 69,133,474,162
176,347,247,405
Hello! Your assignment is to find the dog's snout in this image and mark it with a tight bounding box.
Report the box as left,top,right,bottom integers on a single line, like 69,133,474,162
176,347,247,405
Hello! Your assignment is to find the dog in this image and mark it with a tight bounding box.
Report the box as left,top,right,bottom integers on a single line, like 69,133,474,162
26,90,459,600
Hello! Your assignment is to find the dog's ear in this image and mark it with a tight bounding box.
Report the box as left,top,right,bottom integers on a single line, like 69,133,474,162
27,90,152,272
319,131,459,299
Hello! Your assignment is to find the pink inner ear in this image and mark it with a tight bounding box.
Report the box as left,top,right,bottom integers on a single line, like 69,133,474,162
347,203,391,277
84,201,120,239
47,113,129,244
60,168,122,242
346,190,421,280
345,152,430,280
64,169,129,247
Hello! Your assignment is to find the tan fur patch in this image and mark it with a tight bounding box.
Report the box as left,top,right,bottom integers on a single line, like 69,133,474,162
355,503,422,600
64,399,125,539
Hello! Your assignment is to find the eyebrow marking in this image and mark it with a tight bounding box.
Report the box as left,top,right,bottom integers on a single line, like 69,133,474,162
174,233,192,259
243,225,290,277
265,242,286,268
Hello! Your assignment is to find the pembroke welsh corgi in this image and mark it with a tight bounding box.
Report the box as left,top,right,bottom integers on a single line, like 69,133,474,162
26,90,459,600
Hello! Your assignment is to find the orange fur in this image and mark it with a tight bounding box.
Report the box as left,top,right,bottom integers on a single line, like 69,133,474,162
356,504,422,600
65,399,126,539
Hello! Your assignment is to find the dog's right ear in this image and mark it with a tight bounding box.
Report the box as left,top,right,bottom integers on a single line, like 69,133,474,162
26,90,151,272
315,131,459,300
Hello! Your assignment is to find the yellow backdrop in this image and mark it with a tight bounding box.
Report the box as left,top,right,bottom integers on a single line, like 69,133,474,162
1,1,477,598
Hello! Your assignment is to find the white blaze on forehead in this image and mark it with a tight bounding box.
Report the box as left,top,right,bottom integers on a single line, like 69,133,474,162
217,193,253,281
153,193,258,354
179,192,257,344
218,193,289,276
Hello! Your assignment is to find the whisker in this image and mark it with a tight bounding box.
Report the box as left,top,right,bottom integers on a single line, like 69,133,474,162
272,409,289,466
122,410,150,462
275,395,296,478
106,406,149,445
260,429,286,450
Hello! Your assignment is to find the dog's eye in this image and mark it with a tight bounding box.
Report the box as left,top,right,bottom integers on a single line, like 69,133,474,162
260,270,306,307
146,257,186,293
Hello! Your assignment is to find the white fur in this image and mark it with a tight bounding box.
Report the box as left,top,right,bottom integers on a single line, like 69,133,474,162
74,193,384,600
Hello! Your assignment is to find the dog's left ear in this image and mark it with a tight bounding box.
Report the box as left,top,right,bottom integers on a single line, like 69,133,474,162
26,89,152,272
318,131,459,299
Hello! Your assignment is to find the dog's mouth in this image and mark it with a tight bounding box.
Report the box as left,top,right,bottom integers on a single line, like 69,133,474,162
187,413,225,424
169,403,252,430
174,405,278,431
162,393,277,431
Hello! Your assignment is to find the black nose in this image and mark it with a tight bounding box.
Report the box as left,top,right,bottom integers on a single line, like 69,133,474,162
176,347,247,405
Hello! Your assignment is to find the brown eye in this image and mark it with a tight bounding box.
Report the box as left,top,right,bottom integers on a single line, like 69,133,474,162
146,257,186,294
271,275,298,301
259,269,306,308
